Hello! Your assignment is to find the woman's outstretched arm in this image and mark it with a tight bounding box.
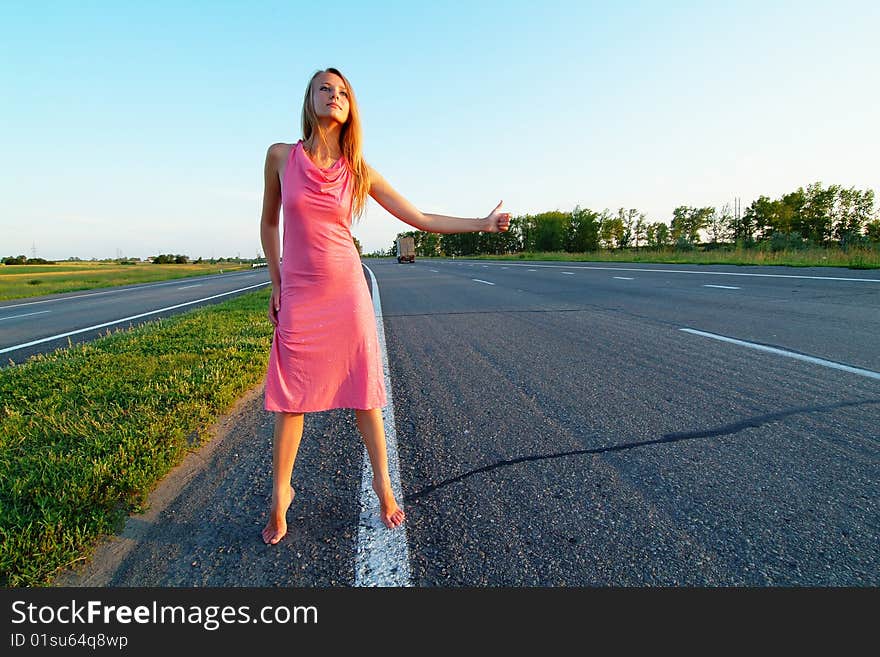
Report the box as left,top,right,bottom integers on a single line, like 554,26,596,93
368,165,511,233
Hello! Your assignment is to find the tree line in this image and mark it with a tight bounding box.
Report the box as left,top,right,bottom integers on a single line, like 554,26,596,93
0,255,251,266
383,181,879,257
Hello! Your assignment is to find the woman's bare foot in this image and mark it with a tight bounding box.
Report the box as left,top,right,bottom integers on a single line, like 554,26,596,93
261,485,295,545
372,476,405,528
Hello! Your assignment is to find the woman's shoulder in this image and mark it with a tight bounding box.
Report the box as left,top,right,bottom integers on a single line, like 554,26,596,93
267,141,300,159
265,142,301,178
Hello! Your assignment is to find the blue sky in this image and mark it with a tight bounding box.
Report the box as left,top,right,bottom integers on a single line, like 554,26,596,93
1,0,877,260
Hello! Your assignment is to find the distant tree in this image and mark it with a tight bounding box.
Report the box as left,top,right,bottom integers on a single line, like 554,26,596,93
532,211,567,252
798,182,836,245
617,208,638,249
599,216,614,249
478,222,517,255
516,214,536,252
671,206,713,245
853,188,876,235
646,222,670,248
491,215,523,254
599,212,623,249
565,206,600,252
514,211,566,252
593,209,608,249
833,187,874,246
670,206,688,244
633,213,647,250
742,196,775,242
440,231,480,256
707,203,733,244
764,191,801,237
417,231,442,256
645,223,657,248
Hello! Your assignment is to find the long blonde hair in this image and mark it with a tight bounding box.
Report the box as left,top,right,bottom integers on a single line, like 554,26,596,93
301,67,369,222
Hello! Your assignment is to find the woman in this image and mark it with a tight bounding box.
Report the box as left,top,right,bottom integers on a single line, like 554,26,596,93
259,67,511,545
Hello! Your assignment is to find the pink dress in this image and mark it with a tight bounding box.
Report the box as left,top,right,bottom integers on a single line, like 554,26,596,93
263,140,387,413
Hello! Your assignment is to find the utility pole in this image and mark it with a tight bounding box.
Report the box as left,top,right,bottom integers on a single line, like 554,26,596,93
31,242,37,259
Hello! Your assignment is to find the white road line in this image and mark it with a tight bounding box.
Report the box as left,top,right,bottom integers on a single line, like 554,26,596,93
358,264,412,587
0,282,270,355
467,262,880,283
1,287,145,309
680,328,880,381
472,279,496,285
614,276,634,280
561,271,575,275
0,271,261,309
527,269,537,272
429,269,439,273
178,284,202,290
703,284,741,290
0,310,51,322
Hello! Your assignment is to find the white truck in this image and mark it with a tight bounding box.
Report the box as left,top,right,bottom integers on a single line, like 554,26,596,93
396,236,415,263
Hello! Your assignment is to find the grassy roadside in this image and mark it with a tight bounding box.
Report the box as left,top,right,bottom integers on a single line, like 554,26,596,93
0,262,254,301
0,288,273,586
407,247,880,269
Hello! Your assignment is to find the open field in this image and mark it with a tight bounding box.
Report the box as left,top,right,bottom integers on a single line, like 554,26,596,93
0,261,254,301
0,288,272,586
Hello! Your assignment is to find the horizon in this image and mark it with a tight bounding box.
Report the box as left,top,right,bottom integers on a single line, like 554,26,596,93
2,1,878,261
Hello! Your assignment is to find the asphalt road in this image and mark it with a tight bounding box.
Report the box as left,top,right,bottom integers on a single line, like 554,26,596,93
0,269,271,365
383,259,879,586
52,258,879,586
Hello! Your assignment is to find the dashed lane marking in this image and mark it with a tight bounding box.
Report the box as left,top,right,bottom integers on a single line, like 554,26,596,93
0,310,51,322
680,328,880,381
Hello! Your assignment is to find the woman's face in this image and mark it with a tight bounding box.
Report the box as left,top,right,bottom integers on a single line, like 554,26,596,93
312,72,350,125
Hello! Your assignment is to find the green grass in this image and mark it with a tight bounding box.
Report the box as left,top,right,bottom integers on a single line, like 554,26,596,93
414,246,880,268
0,262,254,301
0,288,273,586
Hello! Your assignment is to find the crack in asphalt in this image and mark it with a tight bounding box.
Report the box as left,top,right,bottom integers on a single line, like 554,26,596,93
403,398,880,502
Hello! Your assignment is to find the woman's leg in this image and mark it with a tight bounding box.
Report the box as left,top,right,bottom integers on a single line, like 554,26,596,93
354,408,405,528
261,411,305,544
